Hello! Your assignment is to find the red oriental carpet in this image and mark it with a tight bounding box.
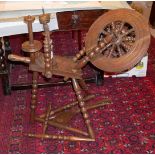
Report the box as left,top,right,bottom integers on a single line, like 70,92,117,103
0,31,155,154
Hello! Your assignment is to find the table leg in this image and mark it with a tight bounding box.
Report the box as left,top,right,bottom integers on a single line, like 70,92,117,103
0,37,11,95
96,69,104,86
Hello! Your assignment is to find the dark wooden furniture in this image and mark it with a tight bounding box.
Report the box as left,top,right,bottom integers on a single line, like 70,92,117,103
0,37,11,95
57,9,107,30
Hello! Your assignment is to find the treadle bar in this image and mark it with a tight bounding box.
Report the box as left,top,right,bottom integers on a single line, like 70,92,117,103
11,77,96,90
43,104,52,134
27,133,95,141
39,98,111,124
48,99,111,125
40,94,95,119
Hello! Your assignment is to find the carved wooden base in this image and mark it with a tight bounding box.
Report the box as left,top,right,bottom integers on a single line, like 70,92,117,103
27,78,111,141
27,99,111,141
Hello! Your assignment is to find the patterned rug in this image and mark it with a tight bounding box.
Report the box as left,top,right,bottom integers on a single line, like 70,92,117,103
0,32,155,154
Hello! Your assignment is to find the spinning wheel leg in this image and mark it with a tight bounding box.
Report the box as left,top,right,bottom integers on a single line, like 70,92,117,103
72,78,95,139
43,104,52,135
30,71,38,123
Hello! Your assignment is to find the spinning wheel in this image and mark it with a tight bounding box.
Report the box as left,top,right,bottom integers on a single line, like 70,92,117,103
8,9,150,141
85,9,150,72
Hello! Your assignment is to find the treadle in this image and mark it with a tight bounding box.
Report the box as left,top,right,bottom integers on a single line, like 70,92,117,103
26,95,111,141
41,98,111,125
39,94,96,119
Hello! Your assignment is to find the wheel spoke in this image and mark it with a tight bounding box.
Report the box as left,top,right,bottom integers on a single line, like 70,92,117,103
120,42,131,52
111,22,115,30
98,33,104,42
101,42,113,54
122,36,135,42
107,44,115,58
107,25,112,33
119,22,125,32
117,45,124,57
122,28,134,37
102,29,109,35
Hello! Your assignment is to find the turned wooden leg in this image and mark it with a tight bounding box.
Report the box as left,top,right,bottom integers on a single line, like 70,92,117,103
30,71,38,123
72,78,95,139
43,104,52,135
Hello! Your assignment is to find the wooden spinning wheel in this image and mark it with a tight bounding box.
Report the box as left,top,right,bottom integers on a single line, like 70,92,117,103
8,9,150,141
85,9,150,73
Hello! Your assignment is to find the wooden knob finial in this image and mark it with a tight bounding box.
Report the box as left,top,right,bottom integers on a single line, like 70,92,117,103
24,15,35,23
39,14,50,24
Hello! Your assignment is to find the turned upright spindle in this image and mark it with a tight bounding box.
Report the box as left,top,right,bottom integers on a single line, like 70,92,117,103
39,14,52,78
22,15,42,123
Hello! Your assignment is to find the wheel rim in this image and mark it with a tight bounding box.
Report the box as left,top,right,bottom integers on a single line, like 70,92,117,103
85,9,150,73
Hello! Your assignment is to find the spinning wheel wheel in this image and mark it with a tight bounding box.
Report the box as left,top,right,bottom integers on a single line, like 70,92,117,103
85,9,150,72
8,9,150,141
